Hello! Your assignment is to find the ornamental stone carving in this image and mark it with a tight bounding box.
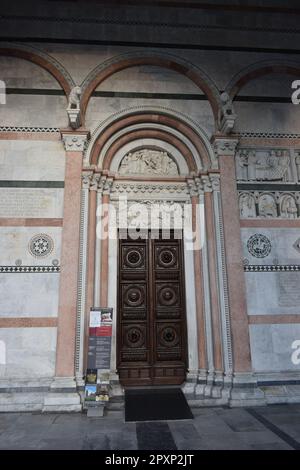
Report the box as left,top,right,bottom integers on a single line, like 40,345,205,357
213,138,239,158
29,234,54,258
218,92,237,134
67,86,82,129
62,132,89,152
247,234,272,259
118,149,179,176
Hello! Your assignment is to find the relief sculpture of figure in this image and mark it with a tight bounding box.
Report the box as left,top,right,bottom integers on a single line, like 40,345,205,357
239,193,256,218
247,150,258,181
235,150,249,180
259,194,277,218
254,150,290,181
295,154,300,181
266,150,290,181
280,195,298,219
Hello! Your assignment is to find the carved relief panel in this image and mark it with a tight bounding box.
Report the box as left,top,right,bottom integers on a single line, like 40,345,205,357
118,148,179,176
239,191,300,219
237,147,300,219
235,148,294,183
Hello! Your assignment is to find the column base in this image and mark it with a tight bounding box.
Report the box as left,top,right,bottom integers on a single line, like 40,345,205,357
42,377,82,413
229,372,266,407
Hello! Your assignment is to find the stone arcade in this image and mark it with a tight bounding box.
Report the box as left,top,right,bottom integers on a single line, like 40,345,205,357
0,0,300,412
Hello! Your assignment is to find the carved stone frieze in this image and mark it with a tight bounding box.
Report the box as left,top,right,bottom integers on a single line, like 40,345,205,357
110,181,189,200
236,148,295,183
239,190,300,219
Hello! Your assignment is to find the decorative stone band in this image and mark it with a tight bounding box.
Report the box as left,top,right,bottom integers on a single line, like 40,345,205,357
61,131,90,152
0,266,60,273
0,126,60,133
244,265,300,272
0,318,58,328
238,132,300,139
81,172,221,197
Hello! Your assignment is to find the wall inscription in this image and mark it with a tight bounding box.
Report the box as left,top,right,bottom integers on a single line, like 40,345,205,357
278,272,300,308
0,189,62,218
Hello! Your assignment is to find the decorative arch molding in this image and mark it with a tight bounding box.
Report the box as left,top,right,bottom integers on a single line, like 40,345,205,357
80,50,222,124
102,128,197,173
225,59,300,99
97,123,201,171
84,105,216,170
0,42,75,95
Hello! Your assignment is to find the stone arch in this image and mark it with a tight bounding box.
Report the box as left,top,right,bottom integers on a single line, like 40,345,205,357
80,50,222,125
0,42,75,95
225,59,300,99
84,106,216,171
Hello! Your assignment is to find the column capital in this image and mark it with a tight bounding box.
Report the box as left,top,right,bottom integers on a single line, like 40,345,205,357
187,177,202,197
200,173,220,193
61,130,90,152
212,136,239,158
81,171,93,190
97,175,114,196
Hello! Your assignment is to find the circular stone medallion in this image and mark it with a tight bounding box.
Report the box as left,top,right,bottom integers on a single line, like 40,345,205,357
29,234,54,258
247,234,271,258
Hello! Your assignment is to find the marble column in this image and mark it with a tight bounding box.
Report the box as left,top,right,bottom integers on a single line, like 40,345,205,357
43,131,89,412
213,137,254,387
100,178,113,307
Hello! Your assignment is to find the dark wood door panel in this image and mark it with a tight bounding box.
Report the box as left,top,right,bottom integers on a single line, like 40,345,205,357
117,232,187,386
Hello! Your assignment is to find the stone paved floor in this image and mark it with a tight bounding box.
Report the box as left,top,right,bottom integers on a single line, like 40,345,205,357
0,404,300,450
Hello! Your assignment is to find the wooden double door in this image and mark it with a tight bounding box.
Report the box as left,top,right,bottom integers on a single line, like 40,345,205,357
117,232,188,386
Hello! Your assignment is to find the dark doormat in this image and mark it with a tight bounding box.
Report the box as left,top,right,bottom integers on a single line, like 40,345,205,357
125,388,193,422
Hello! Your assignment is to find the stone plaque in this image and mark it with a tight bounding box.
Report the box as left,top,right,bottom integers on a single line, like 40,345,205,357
0,188,63,218
278,272,300,308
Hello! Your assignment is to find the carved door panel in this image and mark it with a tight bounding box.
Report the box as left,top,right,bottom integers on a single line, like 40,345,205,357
117,233,188,386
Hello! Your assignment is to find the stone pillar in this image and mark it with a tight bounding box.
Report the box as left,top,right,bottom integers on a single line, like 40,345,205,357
74,171,92,386
209,173,233,394
185,180,206,397
100,178,113,307
43,131,89,412
213,137,265,405
202,176,223,384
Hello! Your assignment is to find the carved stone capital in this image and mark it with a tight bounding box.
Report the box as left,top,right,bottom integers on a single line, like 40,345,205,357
81,172,93,190
90,174,101,191
104,178,114,195
99,176,114,196
210,174,221,192
213,138,239,158
61,131,89,152
201,175,212,193
187,178,199,197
